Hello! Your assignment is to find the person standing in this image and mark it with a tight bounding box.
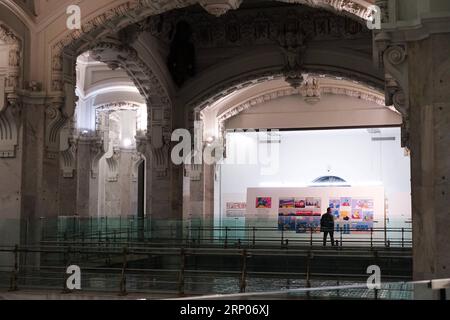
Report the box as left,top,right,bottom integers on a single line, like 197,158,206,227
321,207,335,246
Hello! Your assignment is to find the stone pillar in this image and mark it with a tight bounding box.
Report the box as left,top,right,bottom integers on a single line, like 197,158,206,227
76,134,104,217
119,149,134,217
18,94,67,242
184,162,215,240
375,5,450,280
0,99,22,249
59,129,77,216
407,35,450,280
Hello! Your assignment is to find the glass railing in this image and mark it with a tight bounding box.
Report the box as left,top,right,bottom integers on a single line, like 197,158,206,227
16,216,412,249
0,241,412,298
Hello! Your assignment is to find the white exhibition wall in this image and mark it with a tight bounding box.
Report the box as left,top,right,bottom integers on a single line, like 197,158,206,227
215,127,412,231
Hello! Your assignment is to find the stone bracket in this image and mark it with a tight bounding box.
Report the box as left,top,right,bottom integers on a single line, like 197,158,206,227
376,38,411,148
60,138,77,178
106,148,120,182
0,97,21,158
45,97,68,159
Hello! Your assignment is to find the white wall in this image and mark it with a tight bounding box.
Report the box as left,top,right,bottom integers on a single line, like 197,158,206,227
216,127,411,228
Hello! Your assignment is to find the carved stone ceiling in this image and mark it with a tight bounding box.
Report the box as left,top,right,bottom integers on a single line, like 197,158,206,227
144,2,372,78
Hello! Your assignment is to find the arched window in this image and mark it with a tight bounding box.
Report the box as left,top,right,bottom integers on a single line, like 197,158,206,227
310,176,350,187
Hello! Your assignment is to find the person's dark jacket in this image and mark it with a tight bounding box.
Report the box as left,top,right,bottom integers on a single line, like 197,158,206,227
320,213,335,232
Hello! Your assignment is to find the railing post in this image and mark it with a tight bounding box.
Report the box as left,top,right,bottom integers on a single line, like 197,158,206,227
185,225,189,246
401,228,404,248
281,227,284,247
239,249,247,293
9,245,19,292
62,246,72,293
370,228,373,248
105,216,108,242
340,226,343,247
306,251,312,299
252,227,256,247
310,227,313,247
119,246,128,296
40,217,45,242
119,216,122,240
178,248,186,296
90,216,92,240
224,227,228,248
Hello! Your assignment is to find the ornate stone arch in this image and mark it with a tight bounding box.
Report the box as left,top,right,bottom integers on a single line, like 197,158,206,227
0,22,23,158
49,0,377,104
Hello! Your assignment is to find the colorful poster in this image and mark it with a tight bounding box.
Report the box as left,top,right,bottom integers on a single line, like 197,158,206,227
278,212,296,231
295,210,314,216
329,198,341,219
305,197,321,208
256,197,272,209
279,198,295,208
362,211,374,222
276,196,322,231
226,202,246,217
352,199,374,210
294,198,306,208
340,197,351,207
340,210,350,220
295,216,321,233
351,208,362,220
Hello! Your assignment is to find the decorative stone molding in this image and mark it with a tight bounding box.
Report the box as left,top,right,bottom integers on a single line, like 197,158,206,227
278,0,374,21
131,151,145,182
187,164,202,181
216,76,385,130
152,126,171,179
136,134,151,156
77,133,105,179
50,0,372,94
106,148,121,182
0,24,22,96
279,29,307,89
199,0,243,17
0,104,20,158
376,41,410,148
45,97,68,159
95,101,143,134
146,4,370,51
60,138,77,178
90,42,171,118
300,77,321,104
52,0,372,57
0,23,22,158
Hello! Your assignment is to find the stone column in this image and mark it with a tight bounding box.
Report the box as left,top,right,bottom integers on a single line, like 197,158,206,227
407,35,450,280
376,7,450,280
184,162,216,241
0,98,22,249
118,148,134,217
59,128,77,216
76,134,104,217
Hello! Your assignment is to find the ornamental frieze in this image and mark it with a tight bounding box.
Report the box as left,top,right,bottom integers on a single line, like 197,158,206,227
144,5,369,49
